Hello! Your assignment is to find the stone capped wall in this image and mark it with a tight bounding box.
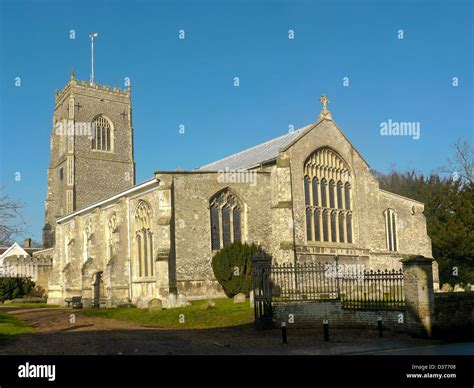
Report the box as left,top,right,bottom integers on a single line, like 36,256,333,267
433,291,474,339
273,301,404,329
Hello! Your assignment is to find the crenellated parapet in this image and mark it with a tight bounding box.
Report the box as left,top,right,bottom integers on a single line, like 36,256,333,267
55,70,130,106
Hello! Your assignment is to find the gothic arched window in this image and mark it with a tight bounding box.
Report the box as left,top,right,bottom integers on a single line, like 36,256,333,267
344,183,351,210
304,176,311,206
346,212,353,243
338,212,345,242
320,179,328,207
330,211,337,242
337,181,343,209
329,180,336,208
314,209,321,241
312,178,319,207
210,190,243,250
210,206,220,250
306,208,312,241
384,209,398,251
91,115,112,151
134,201,153,277
322,210,329,242
222,205,231,247
304,147,353,243
232,207,241,242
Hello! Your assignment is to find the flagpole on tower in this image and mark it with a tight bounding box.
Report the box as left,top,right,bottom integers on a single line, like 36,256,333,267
89,33,98,85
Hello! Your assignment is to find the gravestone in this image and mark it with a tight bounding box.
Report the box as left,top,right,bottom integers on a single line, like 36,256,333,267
453,284,465,292
441,283,453,292
148,298,163,312
201,299,216,310
233,293,246,304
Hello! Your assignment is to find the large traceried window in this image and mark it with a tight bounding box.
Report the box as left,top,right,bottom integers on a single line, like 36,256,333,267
384,209,398,252
91,115,112,151
210,190,243,250
134,201,154,277
304,147,353,243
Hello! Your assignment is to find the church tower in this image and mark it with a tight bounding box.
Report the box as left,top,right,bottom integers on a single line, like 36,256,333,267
43,69,135,247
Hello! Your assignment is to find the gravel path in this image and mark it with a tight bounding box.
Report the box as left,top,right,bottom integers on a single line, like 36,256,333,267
0,307,445,355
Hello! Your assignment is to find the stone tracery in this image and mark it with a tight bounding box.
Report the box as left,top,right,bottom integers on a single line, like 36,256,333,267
304,147,353,243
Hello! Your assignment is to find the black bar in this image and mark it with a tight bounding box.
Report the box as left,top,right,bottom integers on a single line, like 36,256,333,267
281,322,287,344
323,320,329,341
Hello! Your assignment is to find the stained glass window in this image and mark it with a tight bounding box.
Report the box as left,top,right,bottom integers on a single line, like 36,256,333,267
233,207,241,242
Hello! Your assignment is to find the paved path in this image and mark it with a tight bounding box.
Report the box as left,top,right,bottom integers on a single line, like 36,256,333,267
0,307,464,355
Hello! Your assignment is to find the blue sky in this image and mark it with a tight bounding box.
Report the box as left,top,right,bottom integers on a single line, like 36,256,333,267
0,0,472,242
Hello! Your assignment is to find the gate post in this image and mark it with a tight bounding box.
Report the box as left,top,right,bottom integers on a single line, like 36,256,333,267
401,256,435,337
252,252,274,329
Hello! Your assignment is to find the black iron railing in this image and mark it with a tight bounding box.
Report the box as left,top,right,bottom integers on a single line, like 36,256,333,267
271,262,339,301
269,262,404,310
340,268,405,310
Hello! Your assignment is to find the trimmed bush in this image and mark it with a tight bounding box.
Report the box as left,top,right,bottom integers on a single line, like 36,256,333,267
0,277,35,302
211,242,269,298
11,297,46,304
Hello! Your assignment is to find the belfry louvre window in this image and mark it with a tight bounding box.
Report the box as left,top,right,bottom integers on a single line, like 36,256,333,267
210,190,243,250
91,115,112,151
134,201,154,277
304,147,353,243
384,209,398,251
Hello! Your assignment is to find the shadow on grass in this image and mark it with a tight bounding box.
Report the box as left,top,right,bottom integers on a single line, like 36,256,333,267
0,323,444,356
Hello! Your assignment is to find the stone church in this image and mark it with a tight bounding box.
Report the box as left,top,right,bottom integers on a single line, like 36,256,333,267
38,71,437,308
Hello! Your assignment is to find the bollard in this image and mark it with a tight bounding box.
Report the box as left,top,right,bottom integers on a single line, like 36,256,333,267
323,319,329,342
281,322,287,344
377,317,383,338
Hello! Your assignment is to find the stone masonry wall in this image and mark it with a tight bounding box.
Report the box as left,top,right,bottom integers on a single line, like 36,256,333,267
273,301,404,329
285,119,432,260
167,171,273,299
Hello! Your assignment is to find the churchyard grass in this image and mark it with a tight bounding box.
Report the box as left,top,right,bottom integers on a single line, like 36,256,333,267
0,310,34,344
80,298,253,329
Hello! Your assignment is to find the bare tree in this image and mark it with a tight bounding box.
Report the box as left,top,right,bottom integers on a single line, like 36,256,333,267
436,138,473,184
0,187,27,246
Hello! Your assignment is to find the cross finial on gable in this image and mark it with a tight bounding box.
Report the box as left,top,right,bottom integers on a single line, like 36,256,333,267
318,94,333,121
320,94,329,110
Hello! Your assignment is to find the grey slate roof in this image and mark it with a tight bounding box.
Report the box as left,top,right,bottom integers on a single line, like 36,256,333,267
197,124,312,171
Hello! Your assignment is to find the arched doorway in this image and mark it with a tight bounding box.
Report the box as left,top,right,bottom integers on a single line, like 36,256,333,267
92,271,104,308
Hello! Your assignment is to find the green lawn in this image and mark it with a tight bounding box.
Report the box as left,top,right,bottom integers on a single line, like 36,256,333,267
80,298,254,329
0,310,34,344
